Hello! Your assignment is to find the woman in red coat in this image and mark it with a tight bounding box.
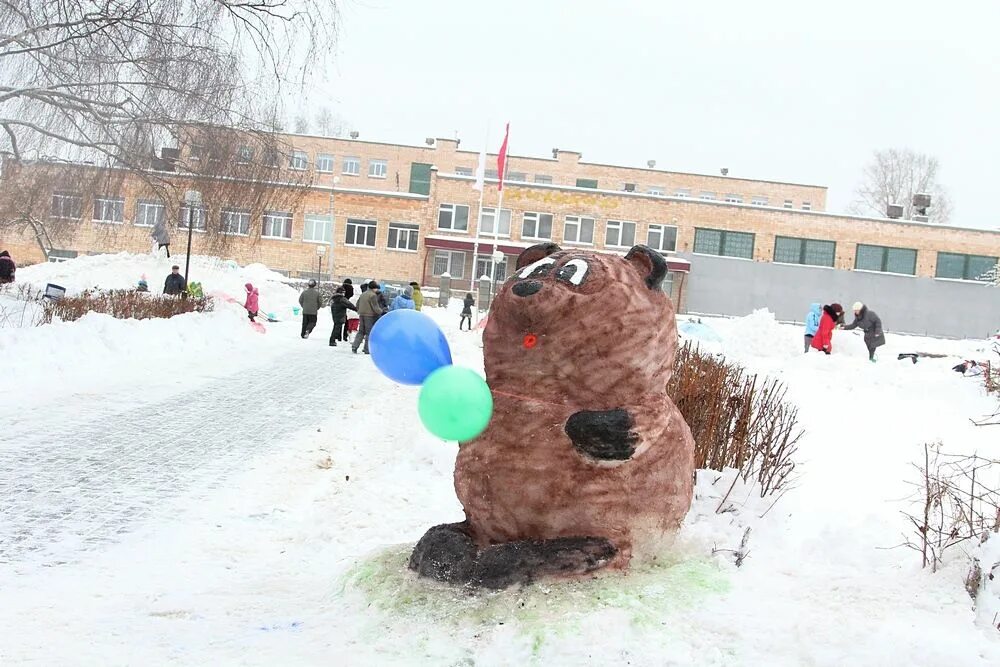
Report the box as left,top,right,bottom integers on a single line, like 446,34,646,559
810,303,844,355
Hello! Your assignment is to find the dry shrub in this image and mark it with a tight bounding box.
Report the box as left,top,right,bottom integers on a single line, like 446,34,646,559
41,289,213,323
668,342,802,496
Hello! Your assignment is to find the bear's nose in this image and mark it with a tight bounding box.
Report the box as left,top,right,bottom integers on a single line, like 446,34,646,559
512,280,543,297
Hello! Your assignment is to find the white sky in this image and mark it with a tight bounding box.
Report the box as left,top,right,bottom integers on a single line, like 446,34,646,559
296,0,1000,230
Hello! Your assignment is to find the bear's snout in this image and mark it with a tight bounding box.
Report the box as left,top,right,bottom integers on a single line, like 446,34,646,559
512,280,543,297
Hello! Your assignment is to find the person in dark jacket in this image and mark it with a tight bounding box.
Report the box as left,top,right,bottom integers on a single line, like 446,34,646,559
336,279,355,341
298,279,323,339
163,265,186,295
0,250,15,284
460,293,475,330
151,220,171,257
843,301,885,362
376,287,388,314
352,280,386,354
328,286,357,347
810,303,843,355
341,278,354,300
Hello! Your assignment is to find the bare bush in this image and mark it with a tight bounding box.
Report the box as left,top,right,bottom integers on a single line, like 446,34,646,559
41,289,212,323
0,282,47,327
668,342,802,497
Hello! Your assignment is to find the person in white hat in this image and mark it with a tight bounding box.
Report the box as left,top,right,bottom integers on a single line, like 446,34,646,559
842,301,885,362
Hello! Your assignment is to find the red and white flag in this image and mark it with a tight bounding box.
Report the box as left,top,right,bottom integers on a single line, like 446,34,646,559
496,123,510,192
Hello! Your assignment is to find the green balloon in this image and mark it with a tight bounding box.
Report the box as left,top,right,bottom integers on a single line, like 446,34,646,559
418,366,493,442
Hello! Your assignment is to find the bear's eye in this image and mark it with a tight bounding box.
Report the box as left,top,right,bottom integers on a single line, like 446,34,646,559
517,257,556,279
555,259,589,286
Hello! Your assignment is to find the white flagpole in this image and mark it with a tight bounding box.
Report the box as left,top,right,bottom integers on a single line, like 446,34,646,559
470,127,488,295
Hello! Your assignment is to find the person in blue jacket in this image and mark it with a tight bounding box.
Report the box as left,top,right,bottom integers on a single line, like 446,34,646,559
389,286,416,311
804,303,822,353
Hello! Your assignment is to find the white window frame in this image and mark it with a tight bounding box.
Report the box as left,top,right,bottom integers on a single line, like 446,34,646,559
506,171,527,182
476,256,508,281
316,154,335,173
479,207,512,237
751,196,768,206
454,166,473,176
220,208,251,236
343,156,361,176
93,196,125,224
179,204,207,232
783,199,793,209
521,211,553,240
289,151,308,170
303,214,332,243
47,249,78,263
674,188,691,198
699,191,716,201
369,159,388,178
646,224,678,253
51,192,83,219
563,215,595,245
135,199,165,228
237,145,253,164
605,220,636,248
432,250,465,278
437,203,470,232
534,174,553,184
724,193,743,204
262,211,293,240
345,218,377,248
387,222,419,252
647,186,664,196
802,202,812,211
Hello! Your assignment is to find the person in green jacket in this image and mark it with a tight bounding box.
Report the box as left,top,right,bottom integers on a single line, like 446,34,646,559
298,279,323,339
409,281,423,311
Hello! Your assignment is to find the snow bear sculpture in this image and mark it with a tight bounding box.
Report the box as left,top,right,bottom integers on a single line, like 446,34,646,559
408,243,695,589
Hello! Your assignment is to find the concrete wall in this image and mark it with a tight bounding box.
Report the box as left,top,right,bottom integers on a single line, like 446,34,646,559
679,253,1000,339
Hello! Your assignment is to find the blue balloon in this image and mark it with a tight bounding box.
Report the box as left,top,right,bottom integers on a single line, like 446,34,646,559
369,310,453,385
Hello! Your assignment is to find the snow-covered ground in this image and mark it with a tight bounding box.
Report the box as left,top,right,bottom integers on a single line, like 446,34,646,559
1,256,999,665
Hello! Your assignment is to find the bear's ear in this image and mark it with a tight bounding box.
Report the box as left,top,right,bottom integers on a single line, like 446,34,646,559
624,244,668,290
515,242,561,270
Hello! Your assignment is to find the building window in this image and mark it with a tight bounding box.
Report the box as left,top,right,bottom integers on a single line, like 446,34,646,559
476,256,507,281
433,250,465,278
783,199,793,208
935,252,998,281
264,148,280,168
751,196,768,206
724,193,743,204
135,199,165,228
189,144,204,161
387,222,419,251
773,236,836,267
802,202,812,211
646,224,678,253
48,249,78,263
51,192,83,219
237,145,253,164
290,151,308,170
564,215,595,245
699,191,716,201
343,156,361,176
647,186,664,196
534,174,552,184
485,169,499,179
576,178,598,189
179,204,207,231
507,172,526,182
437,203,470,231
93,196,125,224
606,220,637,248
220,208,251,235
369,159,388,178
479,207,512,236
303,214,332,243
623,183,637,192
345,218,377,247
455,166,473,176
262,211,292,239
693,228,755,259
522,211,554,240
316,154,335,173
854,244,917,275
674,188,691,198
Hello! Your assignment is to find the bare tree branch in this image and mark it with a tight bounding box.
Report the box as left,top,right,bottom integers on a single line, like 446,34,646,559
849,148,952,224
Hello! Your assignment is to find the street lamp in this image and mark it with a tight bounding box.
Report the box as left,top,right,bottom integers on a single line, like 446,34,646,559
183,189,202,290
316,245,326,283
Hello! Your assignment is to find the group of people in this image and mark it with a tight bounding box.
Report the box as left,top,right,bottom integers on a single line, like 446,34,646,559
297,278,427,354
804,301,885,361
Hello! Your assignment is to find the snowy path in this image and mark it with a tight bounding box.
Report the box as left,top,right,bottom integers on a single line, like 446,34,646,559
0,330,347,570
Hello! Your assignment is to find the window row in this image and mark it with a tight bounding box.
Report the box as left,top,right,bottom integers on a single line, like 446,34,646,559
198,143,389,177
436,204,677,252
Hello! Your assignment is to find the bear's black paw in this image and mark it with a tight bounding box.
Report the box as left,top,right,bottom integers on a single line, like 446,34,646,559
470,537,618,590
408,522,477,584
565,408,638,461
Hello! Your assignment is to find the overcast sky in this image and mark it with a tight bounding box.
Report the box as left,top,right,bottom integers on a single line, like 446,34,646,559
297,0,1000,231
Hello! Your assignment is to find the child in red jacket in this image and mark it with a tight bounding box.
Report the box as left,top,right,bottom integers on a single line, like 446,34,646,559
810,303,844,355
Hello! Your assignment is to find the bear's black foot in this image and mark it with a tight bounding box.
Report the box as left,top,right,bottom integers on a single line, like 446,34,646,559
408,523,618,590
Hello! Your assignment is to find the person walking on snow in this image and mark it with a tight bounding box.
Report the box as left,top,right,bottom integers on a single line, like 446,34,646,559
335,278,355,342
0,250,16,284
352,280,386,354
810,303,843,355
328,286,357,347
298,279,323,339
151,219,171,257
244,282,259,322
163,265,186,295
803,302,822,353
843,301,885,362
409,282,423,311
460,292,475,330
390,286,416,311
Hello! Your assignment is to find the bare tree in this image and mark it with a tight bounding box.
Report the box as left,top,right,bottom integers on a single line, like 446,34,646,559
850,148,953,224
293,115,310,135
315,107,334,136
